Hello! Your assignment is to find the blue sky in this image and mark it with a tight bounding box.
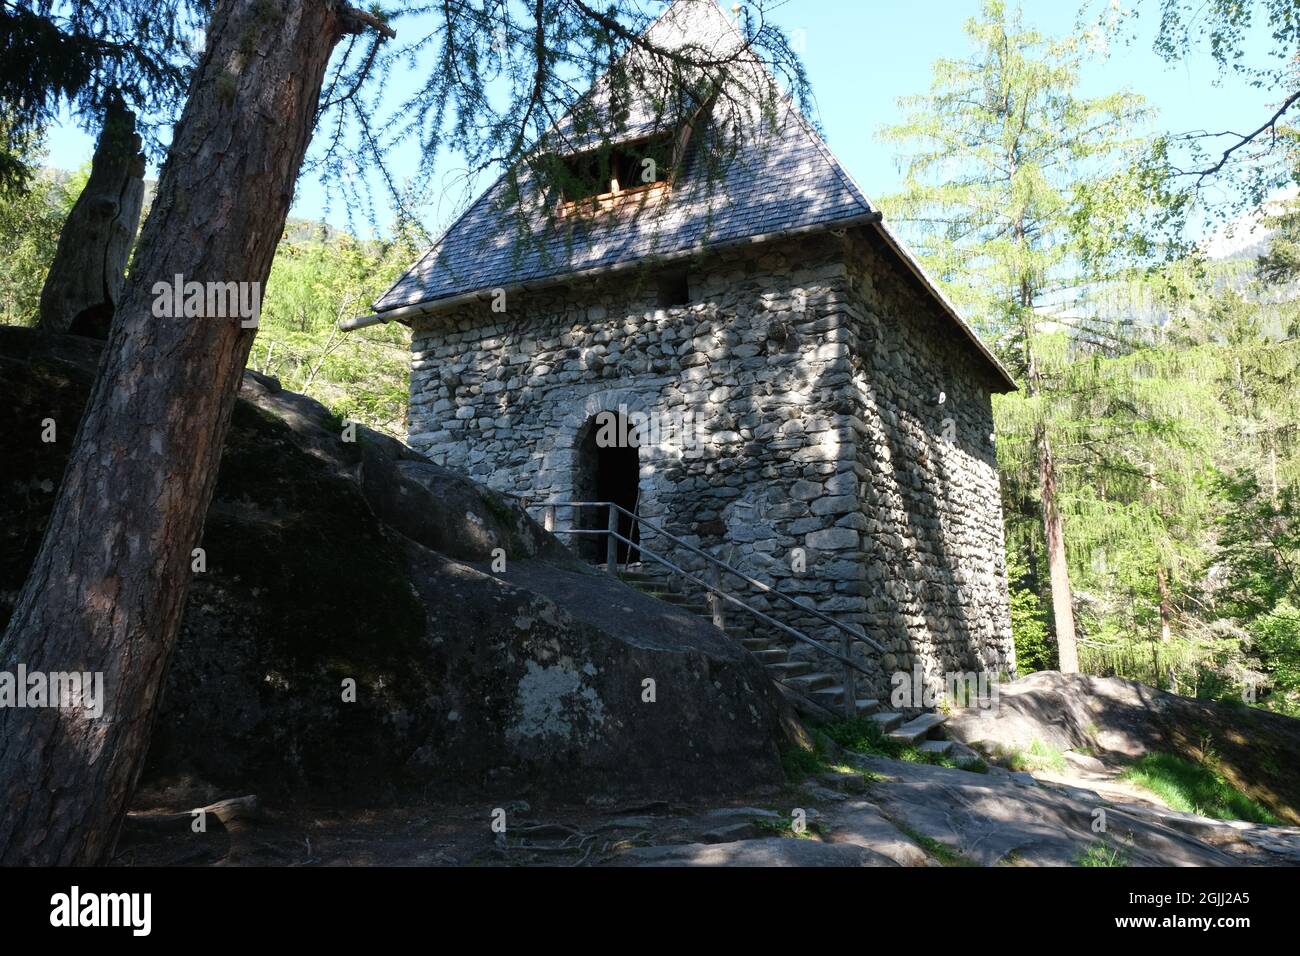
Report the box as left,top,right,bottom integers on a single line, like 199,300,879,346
45,0,1270,241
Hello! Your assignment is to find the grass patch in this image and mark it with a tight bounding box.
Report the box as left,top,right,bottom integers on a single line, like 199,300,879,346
778,732,886,790
827,762,886,782
891,821,972,867
1122,752,1279,824
819,715,897,756
818,716,987,773
780,743,824,779
996,739,1067,773
750,816,815,840
1075,842,1129,867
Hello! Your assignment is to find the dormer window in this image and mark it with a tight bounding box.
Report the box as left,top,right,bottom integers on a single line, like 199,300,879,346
554,130,677,209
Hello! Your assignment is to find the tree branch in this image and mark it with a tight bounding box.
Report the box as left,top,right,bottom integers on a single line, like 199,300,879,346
1180,89,1300,186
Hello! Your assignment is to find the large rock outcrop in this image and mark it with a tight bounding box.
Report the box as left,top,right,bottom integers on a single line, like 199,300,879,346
0,327,799,801
946,672,1300,824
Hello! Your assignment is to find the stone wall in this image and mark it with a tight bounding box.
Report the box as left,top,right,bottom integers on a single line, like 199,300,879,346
839,229,1015,695
407,229,1014,701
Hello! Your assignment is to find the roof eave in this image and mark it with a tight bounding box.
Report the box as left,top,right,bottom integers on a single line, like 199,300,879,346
866,218,1018,393
341,210,885,331
345,213,1020,394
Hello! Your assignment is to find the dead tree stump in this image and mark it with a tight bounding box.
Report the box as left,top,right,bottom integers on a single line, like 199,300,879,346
37,94,146,338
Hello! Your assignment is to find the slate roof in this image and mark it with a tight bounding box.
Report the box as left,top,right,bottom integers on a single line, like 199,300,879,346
375,0,1015,390
376,1,868,310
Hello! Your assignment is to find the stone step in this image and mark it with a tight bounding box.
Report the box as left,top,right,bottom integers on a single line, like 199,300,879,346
807,685,841,706
620,566,890,717
619,562,666,574
766,661,815,679
620,572,664,584
649,593,711,614
632,587,712,618
653,592,693,605
790,672,838,694
868,711,905,732
887,713,949,746
916,739,955,757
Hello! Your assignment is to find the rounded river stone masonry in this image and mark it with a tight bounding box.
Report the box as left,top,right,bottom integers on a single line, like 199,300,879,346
375,0,1020,707
405,229,1016,702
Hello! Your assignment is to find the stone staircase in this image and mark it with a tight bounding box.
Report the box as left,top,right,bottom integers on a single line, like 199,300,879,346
616,562,954,752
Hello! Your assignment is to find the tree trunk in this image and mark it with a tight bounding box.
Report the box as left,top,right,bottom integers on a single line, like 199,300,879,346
0,0,388,866
1156,565,1172,643
1267,425,1279,507
37,94,145,338
1036,423,1079,673
1020,282,1078,674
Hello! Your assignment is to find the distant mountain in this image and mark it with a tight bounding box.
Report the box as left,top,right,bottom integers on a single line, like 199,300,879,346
41,166,345,246
1033,192,1299,337
281,217,345,244
1201,187,1297,264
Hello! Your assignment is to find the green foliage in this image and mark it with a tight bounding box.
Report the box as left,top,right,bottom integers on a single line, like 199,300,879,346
779,742,823,780
0,2,203,188
1258,163,1300,286
995,739,1067,773
749,816,811,839
880,0,1169,350
889,821,973,867
249,224,418,435
1122,752,1279,824
1075,842,1128,867
1007,551,1054,672
1250,603,1300,709
0,126,83,325
1214,476,1300,620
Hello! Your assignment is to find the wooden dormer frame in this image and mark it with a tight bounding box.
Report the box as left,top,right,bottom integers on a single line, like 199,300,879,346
554,89,717,220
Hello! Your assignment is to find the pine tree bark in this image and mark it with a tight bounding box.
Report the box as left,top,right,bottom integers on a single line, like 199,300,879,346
1022,283,1078,674
1156,565,1172,643
37,94,145,338
0,0,390,866
1036,423,1079,672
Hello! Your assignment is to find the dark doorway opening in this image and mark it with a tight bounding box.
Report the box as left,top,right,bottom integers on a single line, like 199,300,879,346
575,414,641,564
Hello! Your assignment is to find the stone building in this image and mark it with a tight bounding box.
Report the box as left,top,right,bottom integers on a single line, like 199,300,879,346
347,0,1018,702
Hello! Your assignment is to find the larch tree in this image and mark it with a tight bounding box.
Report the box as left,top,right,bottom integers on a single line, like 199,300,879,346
1140,0,1300,207
0,0,207,189
880,0,1179,673
0,0,400,867
0,0,805,865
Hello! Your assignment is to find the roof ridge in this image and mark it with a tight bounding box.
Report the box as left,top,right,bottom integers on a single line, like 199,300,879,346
781,95,873,218
366,2,1016,389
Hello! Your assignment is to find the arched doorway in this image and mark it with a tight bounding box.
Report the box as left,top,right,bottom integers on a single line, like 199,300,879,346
574,411,641,564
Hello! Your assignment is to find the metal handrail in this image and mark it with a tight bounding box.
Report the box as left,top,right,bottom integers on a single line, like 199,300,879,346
569,522,872,680
539,499,886,716
547,499,885,654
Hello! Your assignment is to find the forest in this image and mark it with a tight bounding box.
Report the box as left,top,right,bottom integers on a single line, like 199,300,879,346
1,0,1299,880
7,2,1294,714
